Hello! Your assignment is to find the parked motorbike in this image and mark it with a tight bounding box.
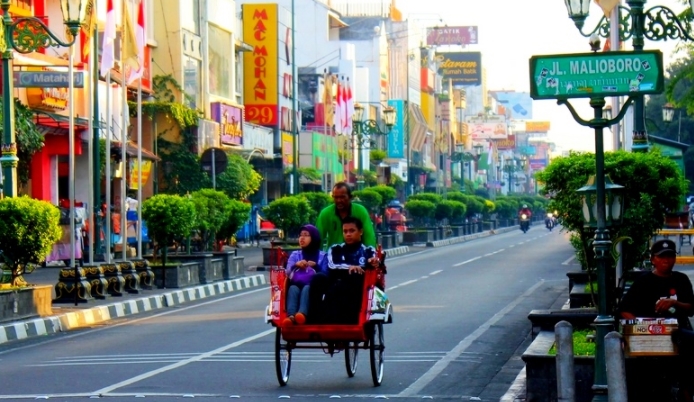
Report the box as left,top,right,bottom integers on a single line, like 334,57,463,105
545,213,555,232
520,214,530,233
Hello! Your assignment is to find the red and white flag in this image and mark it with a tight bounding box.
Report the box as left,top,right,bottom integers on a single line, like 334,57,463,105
334,79,343,134
344,78,354,133
127,0,146,84
100,0,116,77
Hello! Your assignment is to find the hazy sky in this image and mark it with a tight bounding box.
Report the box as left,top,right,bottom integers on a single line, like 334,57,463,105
396,0,686,152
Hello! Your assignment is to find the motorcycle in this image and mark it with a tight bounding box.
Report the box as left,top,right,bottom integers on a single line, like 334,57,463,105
545,213,555,232
520,213,530,233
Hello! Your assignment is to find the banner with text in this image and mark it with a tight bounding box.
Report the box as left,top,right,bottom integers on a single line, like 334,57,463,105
464,115,508,140
426,26,478,46
242,4,279,126
387,99,405,159
436,52,482,86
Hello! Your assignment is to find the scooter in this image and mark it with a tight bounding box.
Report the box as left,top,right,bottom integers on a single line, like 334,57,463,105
545,213,555,232
520,214,530,233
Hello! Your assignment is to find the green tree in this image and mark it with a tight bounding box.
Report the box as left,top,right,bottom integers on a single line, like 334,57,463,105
408,192,442,205
263,196,312,239
142,194,197,265
405,200,435,227
434,200,458,222
0,197,61,286
216,153,263,200
353,189,383,214
464,197,485,218
216,200,252,247
190,189,232,251
301,191,333,222
0,99,45,186
536,150,687,271
447,191,469,204
369,185,396,209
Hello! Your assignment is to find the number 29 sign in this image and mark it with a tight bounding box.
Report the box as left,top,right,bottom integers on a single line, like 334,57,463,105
246,105,278,126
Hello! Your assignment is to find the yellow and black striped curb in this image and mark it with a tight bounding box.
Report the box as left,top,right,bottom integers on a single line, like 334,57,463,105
0,274,266,345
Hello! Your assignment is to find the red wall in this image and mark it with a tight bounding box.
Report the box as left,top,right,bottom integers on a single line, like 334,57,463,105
31,133,83,201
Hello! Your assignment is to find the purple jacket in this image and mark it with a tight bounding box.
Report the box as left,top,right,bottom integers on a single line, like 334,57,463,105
285,249,328,276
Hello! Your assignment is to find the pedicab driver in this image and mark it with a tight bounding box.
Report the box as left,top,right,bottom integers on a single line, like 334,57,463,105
316,182,377,250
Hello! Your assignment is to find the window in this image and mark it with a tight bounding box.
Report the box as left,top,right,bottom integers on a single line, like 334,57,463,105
208,24,231,99
181,0,200,35
184,56,201,109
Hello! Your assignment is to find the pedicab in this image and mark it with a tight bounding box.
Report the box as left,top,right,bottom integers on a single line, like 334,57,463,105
265,247,393,387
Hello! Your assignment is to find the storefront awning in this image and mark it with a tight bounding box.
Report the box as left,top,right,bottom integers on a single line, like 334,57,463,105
33,110,92,135
328,11,349,28
110,141,160,161
408,103,428,152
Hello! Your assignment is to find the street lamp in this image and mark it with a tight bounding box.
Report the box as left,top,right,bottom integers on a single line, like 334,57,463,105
351,103,395,190
1,0,87,277
564,0,694,152
557,94,635,402
662,102,682,142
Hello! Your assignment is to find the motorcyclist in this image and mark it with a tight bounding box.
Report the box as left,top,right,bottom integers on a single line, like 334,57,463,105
519,204,532,220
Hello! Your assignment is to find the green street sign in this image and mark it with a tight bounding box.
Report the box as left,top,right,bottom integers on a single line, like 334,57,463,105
529,50,664,100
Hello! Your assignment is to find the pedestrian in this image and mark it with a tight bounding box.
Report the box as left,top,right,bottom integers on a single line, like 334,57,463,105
316,182,376,250
283,224,327,326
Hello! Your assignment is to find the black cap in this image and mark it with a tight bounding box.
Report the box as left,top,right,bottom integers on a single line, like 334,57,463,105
651,239,677,256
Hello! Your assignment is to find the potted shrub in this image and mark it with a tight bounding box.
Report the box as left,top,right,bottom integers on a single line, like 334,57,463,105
190,189,234,251
142,194,196,286
262,196,311,266
0,196,61,319
403,200,435,243
300,191,332,223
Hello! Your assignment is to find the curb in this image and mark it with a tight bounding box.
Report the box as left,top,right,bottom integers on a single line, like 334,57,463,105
0,274,266,346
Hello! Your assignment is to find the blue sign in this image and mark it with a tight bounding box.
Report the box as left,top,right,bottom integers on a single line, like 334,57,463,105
495,91,533,120
387,100,405,159
13,71,84,88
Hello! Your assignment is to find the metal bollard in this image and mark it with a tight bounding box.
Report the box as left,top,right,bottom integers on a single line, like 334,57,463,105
555,320,576,402
605,331,627,402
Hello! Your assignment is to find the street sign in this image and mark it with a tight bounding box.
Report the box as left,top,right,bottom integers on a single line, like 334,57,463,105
13,71,84,88
529,50,663,100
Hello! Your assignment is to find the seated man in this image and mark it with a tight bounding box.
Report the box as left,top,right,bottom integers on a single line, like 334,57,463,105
309,216,379,324
619,239,694,401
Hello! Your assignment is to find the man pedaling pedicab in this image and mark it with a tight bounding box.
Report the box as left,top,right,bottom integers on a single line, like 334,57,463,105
308,216,381,324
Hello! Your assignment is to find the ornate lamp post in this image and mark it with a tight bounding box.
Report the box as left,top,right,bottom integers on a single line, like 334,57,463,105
559,94,633,401
564,0,694,152
1,0,86,197
351,103,395,190
662,102,682,142
2,0,87,276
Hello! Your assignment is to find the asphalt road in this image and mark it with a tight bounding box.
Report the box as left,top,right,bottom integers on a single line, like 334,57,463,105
0,225,575,401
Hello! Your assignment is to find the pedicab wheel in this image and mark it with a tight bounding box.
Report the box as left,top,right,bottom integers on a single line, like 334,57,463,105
369,322,384,386
344,342,359,377
275,327,291,386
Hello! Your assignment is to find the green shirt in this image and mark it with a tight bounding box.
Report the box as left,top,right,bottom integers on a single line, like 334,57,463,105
316,202,377,251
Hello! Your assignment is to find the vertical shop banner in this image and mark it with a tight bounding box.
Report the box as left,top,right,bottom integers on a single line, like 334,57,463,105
128,159,153,190
387,100,405,159
281,132,294,167
211,102,244,146
242,4,279,126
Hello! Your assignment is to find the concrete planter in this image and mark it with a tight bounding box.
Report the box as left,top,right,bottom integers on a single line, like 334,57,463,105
211,251,238,280
402,230,434,244
170,253,222,284
0,285,53,323
151,262,201,289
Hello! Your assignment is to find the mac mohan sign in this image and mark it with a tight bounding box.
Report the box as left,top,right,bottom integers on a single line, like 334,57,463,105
436,52,482,86
529,50,663,99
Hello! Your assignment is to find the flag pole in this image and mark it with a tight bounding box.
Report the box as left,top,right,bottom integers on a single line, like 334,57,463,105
120,0,128,262
91,8,102,262
87,29,94,265
105,72,112,264
136,77,142,259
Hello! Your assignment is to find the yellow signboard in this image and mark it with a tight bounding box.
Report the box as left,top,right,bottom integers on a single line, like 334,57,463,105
242,4,279,126
282,132,294,167
525,121,551,132
129,160,153,190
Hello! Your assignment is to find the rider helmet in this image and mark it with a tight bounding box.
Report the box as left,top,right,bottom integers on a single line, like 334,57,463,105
522,204,528,208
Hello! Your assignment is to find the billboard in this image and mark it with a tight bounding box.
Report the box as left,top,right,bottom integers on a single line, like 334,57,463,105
387,100,405,159
495,92,533,120
242,4,279,126
464,115,508,140
526,121,551,132
426,26,478,46
211,102,243,146
496,135,516,150
436,52,482,86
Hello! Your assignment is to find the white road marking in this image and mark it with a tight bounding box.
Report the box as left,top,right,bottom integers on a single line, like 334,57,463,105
430,270,443,275
452,257,481,267
561,255,577,265
398,280,546,397
389,279,418,290
90,328,275,395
